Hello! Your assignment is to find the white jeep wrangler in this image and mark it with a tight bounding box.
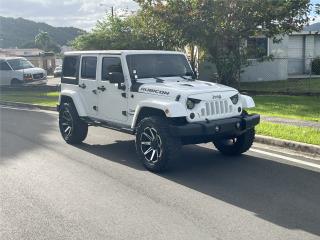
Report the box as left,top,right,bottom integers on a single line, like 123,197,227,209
58,50,260,172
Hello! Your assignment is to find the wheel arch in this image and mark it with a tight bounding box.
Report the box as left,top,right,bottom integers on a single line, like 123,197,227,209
59,90,87,116
131,100,186,128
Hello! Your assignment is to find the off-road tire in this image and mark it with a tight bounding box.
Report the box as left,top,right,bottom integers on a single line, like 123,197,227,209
213,128,255,156
59,102,88,144
135,116,181,172
11,78,22,86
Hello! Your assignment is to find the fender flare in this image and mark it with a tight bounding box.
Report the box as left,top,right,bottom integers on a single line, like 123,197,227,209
240,94,255,109
131,99,186,128
59,90,87,116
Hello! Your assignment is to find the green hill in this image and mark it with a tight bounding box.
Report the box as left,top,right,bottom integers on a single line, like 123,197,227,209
0,16,85,48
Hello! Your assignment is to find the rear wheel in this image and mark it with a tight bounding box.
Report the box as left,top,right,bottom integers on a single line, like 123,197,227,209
213,128,255,156
135,116,181,172
59,102,88,144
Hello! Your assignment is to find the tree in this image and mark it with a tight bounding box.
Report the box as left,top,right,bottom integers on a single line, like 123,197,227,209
72,14,184,51
35,31,51,51
136,0,311,86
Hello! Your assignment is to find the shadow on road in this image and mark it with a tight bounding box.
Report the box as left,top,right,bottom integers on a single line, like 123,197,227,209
0,108,57,163
77,140,320,237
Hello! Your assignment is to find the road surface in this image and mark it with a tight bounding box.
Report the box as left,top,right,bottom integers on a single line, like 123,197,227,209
1,106,320,240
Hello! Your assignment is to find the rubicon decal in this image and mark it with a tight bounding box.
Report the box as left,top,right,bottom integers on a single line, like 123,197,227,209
140,87,170,95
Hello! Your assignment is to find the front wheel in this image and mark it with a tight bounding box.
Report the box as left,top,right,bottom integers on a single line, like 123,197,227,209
135,116,181,172
213,128,255,156
59,102,88,144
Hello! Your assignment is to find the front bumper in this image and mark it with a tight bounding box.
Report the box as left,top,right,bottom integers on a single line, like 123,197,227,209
170,114,260,137
23,78,47,86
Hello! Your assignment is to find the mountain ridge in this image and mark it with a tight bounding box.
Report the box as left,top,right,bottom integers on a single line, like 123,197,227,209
0,16,85,48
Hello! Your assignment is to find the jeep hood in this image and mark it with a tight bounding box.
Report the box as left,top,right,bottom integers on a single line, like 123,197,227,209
135,77,237,97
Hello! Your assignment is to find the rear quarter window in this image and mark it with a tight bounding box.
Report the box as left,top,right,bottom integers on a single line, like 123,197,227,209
62,56,80,85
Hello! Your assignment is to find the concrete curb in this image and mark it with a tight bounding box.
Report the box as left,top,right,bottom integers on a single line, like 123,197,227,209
1,101,319,155
255,135,320,155
0,101,56,111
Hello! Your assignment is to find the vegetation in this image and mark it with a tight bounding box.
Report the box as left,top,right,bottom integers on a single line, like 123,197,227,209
0,90,58,107
240,78,320,94
256,121,320,146
250,95,320,122
0,16,85,49
72,15,183,51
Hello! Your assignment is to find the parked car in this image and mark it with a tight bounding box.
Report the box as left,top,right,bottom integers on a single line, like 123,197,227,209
53,65,62,77
0,57,47,86
58,50,260,172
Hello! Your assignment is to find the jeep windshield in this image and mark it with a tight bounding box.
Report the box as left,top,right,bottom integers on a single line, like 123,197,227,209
7,58,34,70
126,54,194,80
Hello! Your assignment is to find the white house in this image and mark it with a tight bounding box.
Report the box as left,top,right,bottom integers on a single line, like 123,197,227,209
240,31,320,82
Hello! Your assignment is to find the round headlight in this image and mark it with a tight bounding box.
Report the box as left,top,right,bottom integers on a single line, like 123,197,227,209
186,99,195,109
230,94,239,105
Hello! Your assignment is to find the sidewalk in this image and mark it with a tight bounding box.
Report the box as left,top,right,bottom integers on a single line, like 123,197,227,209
261,115,320,129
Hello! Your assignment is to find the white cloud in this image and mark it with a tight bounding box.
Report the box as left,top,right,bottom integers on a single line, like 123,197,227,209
0,0,139,30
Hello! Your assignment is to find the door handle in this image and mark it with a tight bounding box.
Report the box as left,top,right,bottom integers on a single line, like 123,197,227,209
97,86,106,92
78,83,86,89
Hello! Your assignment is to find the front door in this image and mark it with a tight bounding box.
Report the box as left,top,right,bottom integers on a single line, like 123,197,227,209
98,56,128,123
78,56,98,117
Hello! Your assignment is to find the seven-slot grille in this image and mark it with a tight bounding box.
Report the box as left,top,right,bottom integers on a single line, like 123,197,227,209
33,73,44,80
201,99,233,117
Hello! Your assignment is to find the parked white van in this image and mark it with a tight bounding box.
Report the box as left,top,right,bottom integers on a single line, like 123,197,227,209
0,57,47,86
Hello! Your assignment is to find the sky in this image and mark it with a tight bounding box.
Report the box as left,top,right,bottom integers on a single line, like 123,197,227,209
0,0,139,30
0,0,319,31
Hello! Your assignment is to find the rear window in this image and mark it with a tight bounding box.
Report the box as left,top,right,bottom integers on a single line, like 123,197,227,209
62,56,80,84
81,57,97,80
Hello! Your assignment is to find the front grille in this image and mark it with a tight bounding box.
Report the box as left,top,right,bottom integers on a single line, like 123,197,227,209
201,100,233,117
33,73,44,80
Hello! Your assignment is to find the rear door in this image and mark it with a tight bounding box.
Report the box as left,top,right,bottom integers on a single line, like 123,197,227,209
78,56,99,117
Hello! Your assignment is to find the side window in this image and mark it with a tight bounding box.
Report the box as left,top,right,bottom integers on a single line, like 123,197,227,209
0,61,12,71
102,57,123,81
81,57,97,80
62,56,79,84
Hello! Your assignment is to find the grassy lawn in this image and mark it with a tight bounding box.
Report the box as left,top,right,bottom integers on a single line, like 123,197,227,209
256,121,320,146
0,90,59,107
250,95,320,122
240,78,320,94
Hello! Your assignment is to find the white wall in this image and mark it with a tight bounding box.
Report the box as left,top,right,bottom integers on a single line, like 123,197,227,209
240,36,289,82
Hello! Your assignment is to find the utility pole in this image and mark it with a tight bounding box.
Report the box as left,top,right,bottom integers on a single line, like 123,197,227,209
111,6,114,18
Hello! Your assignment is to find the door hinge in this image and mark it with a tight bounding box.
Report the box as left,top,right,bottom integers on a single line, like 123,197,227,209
122,111,127,116
121,92,127,98
93,106,98,111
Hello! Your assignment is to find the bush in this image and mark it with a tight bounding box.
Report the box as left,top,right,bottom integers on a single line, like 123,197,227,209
311,58,320,75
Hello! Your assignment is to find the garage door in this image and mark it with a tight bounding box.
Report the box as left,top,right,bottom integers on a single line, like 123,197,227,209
288,36,304,75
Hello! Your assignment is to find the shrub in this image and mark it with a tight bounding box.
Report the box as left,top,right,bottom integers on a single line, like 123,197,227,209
311,57,320,75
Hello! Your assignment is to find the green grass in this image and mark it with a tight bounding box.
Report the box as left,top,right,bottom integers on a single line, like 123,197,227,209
240,78,320,93
256,121,320,145
249,95,320,122
0,90,59,107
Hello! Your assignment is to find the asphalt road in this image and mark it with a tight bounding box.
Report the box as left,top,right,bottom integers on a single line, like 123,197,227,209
1,106,320,240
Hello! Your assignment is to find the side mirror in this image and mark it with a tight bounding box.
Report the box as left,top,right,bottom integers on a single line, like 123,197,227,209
186,71,197,80
109,72,124,84
108,72,126,90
